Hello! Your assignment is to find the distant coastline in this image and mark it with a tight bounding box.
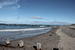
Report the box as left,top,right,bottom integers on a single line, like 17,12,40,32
0,23,52,27
0,23,52,29
0,23,62,26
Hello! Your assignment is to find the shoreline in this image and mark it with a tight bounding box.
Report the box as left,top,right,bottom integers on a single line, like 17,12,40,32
11,27,57,42
0,27,59,50
0,27,50,32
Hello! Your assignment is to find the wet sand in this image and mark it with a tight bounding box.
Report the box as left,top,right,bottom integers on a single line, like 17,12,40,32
0,27,59,50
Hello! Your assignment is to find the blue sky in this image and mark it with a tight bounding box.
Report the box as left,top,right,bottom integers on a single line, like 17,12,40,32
0,0,75,25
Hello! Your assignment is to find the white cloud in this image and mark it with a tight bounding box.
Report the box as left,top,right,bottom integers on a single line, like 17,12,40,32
0,0,20,9
31,16,47,19
0,6,2,8
11,5,21,9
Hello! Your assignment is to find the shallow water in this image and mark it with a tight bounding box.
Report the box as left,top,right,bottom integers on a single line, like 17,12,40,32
0,25,41,29
0,27,51,43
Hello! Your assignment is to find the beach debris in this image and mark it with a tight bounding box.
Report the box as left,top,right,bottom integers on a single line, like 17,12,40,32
37,42,42,50
5,38,10,45
18,40,24,48
49,34,52,36
53,48,59,50
33,46,37,50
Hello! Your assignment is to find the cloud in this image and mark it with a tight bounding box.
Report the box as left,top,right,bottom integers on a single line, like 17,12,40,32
0,0,20,8
32,21,50,23
0,6,2,8
0,20,7,23
11,5,21,9
32,21,70,25
31,16,47,19
48,21,71,25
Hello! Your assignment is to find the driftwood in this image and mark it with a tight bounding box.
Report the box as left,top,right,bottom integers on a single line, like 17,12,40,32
18,40,24,48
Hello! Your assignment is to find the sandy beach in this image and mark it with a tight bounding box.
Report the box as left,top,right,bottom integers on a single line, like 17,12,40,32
1,26,75,50
0,27,60,50
56,26,75,50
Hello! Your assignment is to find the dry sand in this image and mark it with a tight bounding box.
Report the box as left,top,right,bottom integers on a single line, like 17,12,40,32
56,26,75,50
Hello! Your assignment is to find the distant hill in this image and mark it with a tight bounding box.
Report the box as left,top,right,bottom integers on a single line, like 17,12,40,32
71,24,75,26
0,23,52,27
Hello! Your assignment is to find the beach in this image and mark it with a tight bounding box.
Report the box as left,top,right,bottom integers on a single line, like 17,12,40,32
0,27,51,43
0,27,60,50
1,26,75,50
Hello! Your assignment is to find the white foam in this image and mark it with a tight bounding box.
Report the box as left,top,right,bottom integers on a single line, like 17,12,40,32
0,28,49,32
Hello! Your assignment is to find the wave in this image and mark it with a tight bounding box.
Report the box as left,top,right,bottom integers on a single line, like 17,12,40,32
0,27,50,32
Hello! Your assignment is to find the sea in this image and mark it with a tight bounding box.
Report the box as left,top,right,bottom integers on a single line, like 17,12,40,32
0,25,51,43
0,25,41,29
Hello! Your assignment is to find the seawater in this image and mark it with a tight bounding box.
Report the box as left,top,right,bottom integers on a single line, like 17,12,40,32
0,25,51,43
0,25,41,29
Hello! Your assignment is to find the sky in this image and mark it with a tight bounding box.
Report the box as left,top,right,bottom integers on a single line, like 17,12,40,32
0,0,75,25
